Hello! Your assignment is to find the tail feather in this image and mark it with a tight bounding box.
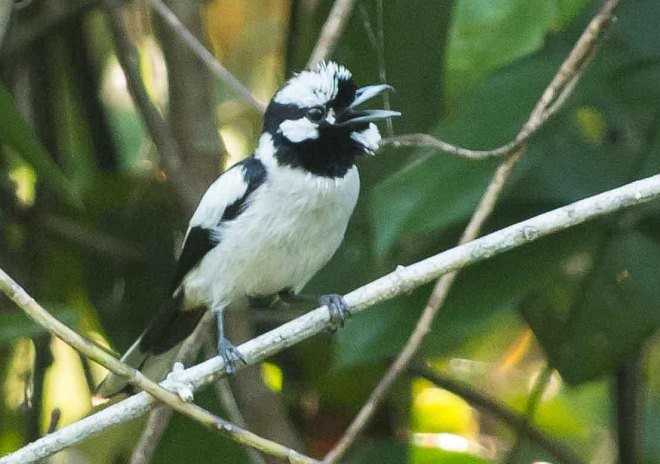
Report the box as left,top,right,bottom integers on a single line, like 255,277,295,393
96,293,206,398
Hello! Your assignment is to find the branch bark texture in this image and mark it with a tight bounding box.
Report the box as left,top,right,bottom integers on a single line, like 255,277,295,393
325,1,620,459
3,172,660,464
306,0,358,68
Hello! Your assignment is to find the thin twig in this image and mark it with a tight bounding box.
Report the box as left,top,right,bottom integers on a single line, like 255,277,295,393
324,149,523,463
128,0,232,453
156,0,228,188
0,268,320,464
505,366,554,463
148,0,264,112
381,0,618,160
358,1,393,136
128,405,173,464
3,171,660,464
324,1,620,461
380,43,597,159
45,408,61,435
306,0,359,68
102,0,199,214
203,337,267,464
409,363,584,464
129,313,215,464
0,0,13,48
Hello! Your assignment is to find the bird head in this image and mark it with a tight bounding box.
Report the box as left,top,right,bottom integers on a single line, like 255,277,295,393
260,61,400,178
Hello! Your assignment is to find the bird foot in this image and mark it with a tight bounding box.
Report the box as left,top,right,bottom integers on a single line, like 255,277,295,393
319,294,351,331
218,337,246,375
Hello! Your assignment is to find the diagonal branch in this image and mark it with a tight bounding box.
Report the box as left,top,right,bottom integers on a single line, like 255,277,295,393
408,363,584,464
129,314,215,464
324,1,621,460
0,268,320,464
102,0,199,213
306,0,359,68
2,171,659,464
381,0,618,160
147,0,264,112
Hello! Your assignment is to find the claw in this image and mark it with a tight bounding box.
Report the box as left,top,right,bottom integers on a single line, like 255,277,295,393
218,337,246,375
319,294,351,331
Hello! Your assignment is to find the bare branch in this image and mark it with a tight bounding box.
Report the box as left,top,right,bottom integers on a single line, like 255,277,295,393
324,1,620,460
306,0,359,68
148,0,264,112
156,0,227,190
0,0,13,47
3,171,659,464
204,337,267,464
102,0,199,213
380,133,518,159
128,405,173,464
323,151,524,463
381,0,618,160
505,366,555,463
129,314,214,464
0,267,320,464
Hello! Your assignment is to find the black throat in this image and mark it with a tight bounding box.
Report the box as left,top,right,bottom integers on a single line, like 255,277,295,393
272,129,362,178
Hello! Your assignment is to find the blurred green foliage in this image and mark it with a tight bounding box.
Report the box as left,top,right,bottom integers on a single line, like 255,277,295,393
0,0,659,463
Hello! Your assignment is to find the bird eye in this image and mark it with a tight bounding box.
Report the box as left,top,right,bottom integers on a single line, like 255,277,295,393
306,106,325,122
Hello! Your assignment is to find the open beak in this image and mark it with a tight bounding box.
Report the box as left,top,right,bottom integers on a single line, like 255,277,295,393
336,84,400,128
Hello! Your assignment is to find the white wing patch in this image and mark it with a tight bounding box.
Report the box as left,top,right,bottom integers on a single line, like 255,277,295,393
279,117,319,143
274,61,352,107
188,165,248,230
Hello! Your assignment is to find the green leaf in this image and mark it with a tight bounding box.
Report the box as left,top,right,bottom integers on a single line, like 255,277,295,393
551,0,592,30
616,0,660,58
288,0,453,134
446,0,556,100
445,0,589,101
0,308,78,346
371,155,495,256
0,84,79,206
524,232,660,384
370,48,563,256
336,226,596,370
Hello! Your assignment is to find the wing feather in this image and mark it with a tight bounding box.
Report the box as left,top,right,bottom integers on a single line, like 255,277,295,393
169,156,267,293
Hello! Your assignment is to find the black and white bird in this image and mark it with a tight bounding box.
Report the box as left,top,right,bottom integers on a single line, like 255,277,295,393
98,61,399,397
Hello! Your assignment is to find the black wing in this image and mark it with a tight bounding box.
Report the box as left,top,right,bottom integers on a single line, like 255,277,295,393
169,156,267,293
170,226,217,293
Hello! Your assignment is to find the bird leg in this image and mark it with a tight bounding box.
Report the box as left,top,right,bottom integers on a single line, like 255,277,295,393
213,306,246,374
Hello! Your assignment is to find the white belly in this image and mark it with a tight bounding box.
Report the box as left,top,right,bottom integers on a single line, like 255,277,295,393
183,166,359,309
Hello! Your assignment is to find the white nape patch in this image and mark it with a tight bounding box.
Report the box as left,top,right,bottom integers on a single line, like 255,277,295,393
274,61,352,107
279,117,319,143
255,133,277,168
351,123,381,153
188,164,247,229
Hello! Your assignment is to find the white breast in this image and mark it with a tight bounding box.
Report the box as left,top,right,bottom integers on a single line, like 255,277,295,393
183,164,360,310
